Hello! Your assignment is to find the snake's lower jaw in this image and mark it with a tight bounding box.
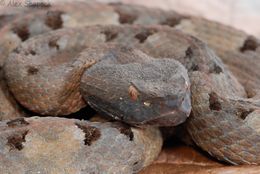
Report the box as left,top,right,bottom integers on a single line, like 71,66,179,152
84,92,191,127
141,95,192,126
142,110,189,126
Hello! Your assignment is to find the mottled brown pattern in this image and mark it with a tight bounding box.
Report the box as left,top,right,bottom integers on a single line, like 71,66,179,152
0,1,260,166
0,117,162,174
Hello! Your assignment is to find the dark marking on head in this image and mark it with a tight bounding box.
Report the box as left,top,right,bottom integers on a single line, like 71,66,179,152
27,66,39,75
160,16,183,27
135,29,157,43
45,11,63,30
7,118,29,128
115,9,137,24
209,92,222,111
75,123,101,146
112,122,134,141
101,30,118,42
7,130,28,151
240,36,258,52
12,25,29,41
209,63,223,74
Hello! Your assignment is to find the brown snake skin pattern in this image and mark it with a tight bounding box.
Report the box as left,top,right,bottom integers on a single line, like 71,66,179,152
1,2,260,165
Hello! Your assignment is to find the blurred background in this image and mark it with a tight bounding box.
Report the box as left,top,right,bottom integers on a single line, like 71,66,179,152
97,0,260,37
1,0,259,37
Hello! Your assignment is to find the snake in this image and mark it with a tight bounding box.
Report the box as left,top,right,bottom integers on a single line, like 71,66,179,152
1,1,260,166
0,116,162,173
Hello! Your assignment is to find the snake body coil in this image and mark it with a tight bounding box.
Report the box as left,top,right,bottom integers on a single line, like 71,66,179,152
1,2,260,165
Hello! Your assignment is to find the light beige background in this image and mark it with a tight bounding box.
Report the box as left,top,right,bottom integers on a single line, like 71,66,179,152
0,0,259,36
98,0,260,37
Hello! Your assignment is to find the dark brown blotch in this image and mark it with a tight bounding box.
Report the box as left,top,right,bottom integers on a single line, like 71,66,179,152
45,10,63,30
27,66,39,75
7,118,29,128
160,16,183,27
190,64,199,71
48,38,60,50
7,130,28,151
75,123,101,146
115,9,137,24
12,24,29,41
209,92,222,111
185,47,200,71
209,63,223,74
185,46,193,58
101,30,118,42
239,109,254,120
240,36,258,52
135,29,157,43
112,122,134,141
30,50,36,55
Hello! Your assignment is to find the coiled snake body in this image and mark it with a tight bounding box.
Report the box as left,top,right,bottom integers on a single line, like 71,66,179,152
1,2,260,165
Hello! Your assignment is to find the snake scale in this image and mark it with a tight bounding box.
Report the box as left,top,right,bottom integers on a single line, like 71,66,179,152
1,1,260,167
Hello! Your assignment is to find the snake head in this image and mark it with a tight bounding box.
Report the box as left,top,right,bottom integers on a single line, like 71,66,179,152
81,51,191,126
